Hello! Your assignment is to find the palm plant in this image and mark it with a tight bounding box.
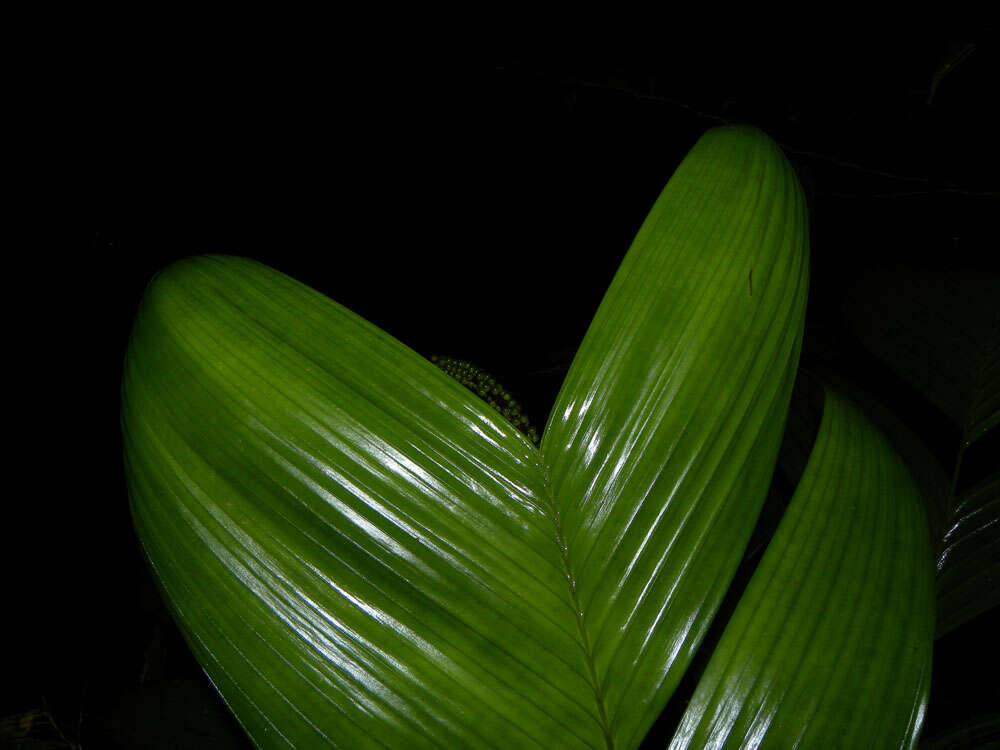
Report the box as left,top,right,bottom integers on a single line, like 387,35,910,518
120,125,998,748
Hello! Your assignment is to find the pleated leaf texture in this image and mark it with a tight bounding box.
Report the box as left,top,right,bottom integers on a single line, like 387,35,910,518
121,125,809,749
668,386,935,749
844,265,1000,449
936,470,1000,638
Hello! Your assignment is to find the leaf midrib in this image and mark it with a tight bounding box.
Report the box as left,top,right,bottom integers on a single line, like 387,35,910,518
538,459,616,750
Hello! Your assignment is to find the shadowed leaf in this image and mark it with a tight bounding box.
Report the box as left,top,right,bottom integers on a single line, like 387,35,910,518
843,265,1000,636
936,471,1000,638
807,367,951,548
93,679,251,750
844,265,1000,450
669,386,935,749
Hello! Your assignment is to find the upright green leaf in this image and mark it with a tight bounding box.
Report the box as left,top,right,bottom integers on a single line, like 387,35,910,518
844,265,1000,450
936,470,1000,637
121,124,809,749
542,125,809,746
669,386,935,749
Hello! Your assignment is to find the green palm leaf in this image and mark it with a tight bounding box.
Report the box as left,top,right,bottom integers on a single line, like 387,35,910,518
936,470,1000,637
669,386,935,749
540,127,809,745
799,368,952,547
124,255,581,748
844,265,1000,635
844,265,1000,451
121,125,809,748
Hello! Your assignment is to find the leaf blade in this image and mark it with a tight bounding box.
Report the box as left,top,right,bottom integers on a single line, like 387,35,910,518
123,125,811,750
541,125,810,746
843,264,1000,449
936,470,1000,638
668,385,936,749
123,255,602,748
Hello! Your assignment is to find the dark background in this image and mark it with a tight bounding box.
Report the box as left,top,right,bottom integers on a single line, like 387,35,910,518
13,4,999,747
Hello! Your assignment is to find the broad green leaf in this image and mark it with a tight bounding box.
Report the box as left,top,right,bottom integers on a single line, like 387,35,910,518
668,386,935,749
804,367,951,547
640,474,800,744
843,267,1000,635
541,125,809,747
124,256,583,749
936,470,1000,637
843,264,1000,449
121,125,808,749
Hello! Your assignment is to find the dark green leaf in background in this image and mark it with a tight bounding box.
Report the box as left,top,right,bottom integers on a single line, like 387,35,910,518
844,265,1000,451
844,265,1000,636
920,711,1000,749
93,679,250,750
936,471,1000,638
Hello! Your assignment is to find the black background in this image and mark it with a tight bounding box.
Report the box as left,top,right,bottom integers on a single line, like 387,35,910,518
13,4,1000,747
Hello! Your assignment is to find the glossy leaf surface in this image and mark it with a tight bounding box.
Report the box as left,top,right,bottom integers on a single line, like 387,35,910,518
804,367,951,548
936,470,1000,637
123,256,580,749
845,265,1000,634
541,125,809,746
121,125,808,749
669,386,935,749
